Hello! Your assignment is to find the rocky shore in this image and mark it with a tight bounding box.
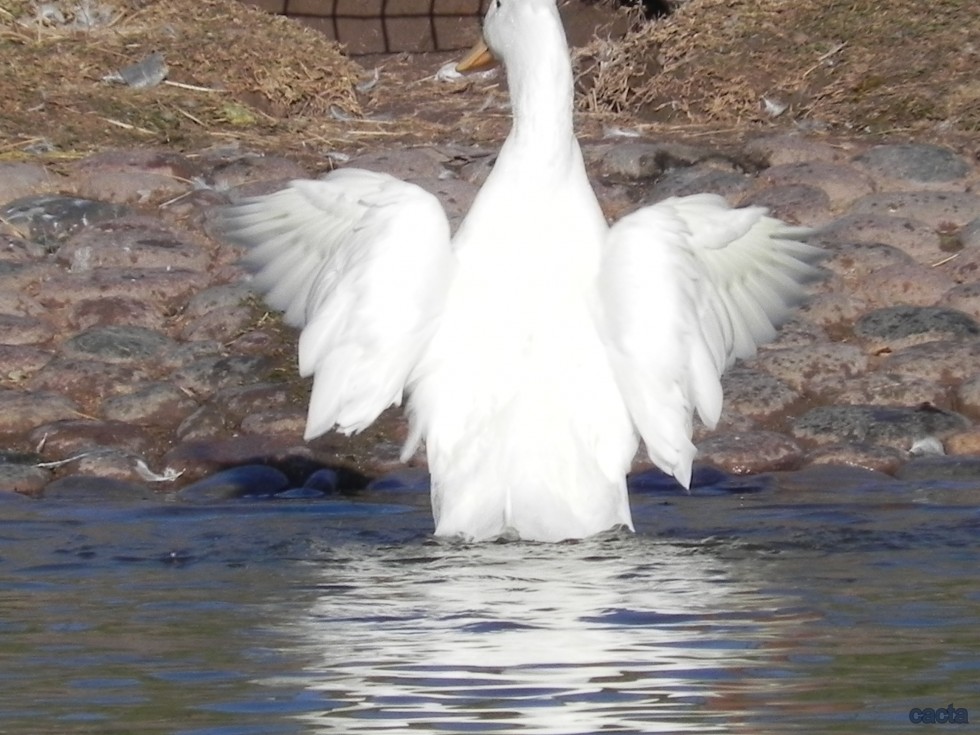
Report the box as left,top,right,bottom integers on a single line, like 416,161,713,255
2,133,980,502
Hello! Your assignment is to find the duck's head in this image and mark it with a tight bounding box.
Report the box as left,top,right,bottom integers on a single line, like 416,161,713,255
457,0,566,75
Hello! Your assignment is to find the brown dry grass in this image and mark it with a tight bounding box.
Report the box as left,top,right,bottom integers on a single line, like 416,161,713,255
577,0,980,135
0,0,362,157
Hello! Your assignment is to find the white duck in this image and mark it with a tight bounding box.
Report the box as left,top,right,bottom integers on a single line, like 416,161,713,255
221,0,819,542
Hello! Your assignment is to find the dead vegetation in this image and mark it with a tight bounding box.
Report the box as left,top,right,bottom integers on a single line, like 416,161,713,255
576,0,980,134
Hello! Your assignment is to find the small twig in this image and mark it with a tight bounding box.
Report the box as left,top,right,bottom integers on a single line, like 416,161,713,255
930,252,960,268
163,80,223,93
36,452,93,469
102,117,156,135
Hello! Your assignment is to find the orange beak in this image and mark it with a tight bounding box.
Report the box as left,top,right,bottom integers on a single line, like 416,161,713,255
456,38,497,73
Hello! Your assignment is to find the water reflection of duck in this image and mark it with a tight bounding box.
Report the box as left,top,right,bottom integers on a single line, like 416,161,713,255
221,0,820,542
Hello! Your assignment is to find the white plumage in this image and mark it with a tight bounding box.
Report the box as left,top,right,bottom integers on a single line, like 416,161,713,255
220,0,821,542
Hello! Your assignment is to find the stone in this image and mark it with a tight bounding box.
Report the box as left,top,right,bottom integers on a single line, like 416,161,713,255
60,325,174,364
73,171,190,204
37,268,210,311
954,375,980,420
0,390,80,434
599,142,707,182
163,436,310,482
740,184,831,226
720,367,801,422
302,467,340,493
239,408,307,437
0,313,55,345
42,474,153,501
28,358,152,411
812,372,949,409
57,216,210,271
0,195,131,246
0,162,53,202
206,153,308,191
792,404,970,450
101,382,199,427
180,305,255,342
945,427,980,456
940,283,980,322
853,306,979,351
883,340,980,383
896,455,980,482
854,263,954,309
743,135,851,167
758,161,876,210
177,464,291,502
29,419,152,460
818,241,915,283
753,343,868,393
645,167,751,201
961,217,980,248
0,461,50,495
695,430,804,475
802,443,906,475
0,345,52,382
172,355,275,399
69,296,168,331
849,191,980,229
813,213,942,265
854,143,970,183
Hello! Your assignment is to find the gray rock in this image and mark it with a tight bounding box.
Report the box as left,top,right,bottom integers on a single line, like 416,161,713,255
849,191,980,229
172,355,275,399
0,313,54,345
183,283,253,319
720,367,800,422
753,343,868,393
177,464,290,502
42,474,153,501
883,340,980,383
954,375,980,420
740,184,831,226
0,461,50,495
28,357,153,410
758,161,876,209
646,167,751,201
802,442,906,476
696,430,804,475
962,217,980,249
855,144,970,183
814,213,941,264
0,389,80,434
812,372,949,409
101,382,199,427
1,195,130,247
896,455,980,482
302,468,339,493
57,216,209,271
818,242,915,283
792,405,970,449
854,306,979,350
29,419,152,460
600,142,707,182
61,325,174,364
0,162,52,203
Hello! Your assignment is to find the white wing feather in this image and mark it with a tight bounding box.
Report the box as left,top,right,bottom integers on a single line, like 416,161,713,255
220,169,454,440
601,193,821,487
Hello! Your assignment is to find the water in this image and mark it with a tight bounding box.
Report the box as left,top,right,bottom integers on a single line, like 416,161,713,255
1,470,977,734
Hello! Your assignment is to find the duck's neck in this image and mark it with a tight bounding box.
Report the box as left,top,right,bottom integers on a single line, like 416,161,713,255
503,31,577,161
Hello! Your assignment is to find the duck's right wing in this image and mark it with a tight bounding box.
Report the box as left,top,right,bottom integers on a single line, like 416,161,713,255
219,168,454,439
600,194,821,486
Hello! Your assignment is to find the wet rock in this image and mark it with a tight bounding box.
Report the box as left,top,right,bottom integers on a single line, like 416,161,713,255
895,455,980,482
0,461,50,495
1,195,131,246
740,183,831,226
720,367,800,422
758,161,876,210
849,191,980,229
853,306,979,351
163,436,310,482
753,343,867,393
883,340,980,383
302,467,340,493
792,405,970,450
0,390,80,434
57,217,210,271
101,382,199,427
176,464,290,502
855,143,970,184
696,430,804,475
0,162,53,202
73,449,150,483
777,462,898,492
42,474,153,501
367,467,431,492
802,443,906,475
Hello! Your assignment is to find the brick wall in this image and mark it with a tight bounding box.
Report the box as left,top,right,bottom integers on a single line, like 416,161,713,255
243,0,492,54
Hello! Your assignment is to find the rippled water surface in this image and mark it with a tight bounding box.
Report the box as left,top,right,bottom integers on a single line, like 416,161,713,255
1,471,977,734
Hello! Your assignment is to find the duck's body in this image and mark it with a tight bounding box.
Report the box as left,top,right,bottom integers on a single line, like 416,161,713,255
222,0,820,542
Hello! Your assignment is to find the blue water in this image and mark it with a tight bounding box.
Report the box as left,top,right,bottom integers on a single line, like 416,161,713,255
0,467,977,734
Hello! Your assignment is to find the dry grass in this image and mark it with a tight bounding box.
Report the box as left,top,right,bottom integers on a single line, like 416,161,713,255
0,0,362,157
576,0,980,134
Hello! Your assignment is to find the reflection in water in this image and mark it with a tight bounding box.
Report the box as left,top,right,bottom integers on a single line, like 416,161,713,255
0,476,977,735
283,537,812,733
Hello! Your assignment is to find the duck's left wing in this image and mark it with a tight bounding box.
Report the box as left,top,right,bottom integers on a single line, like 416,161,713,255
219,169,454,439
600,193,821,487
